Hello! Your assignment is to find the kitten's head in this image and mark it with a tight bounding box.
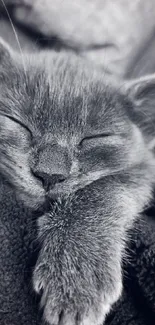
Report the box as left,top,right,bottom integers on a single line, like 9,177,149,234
0,38,155,215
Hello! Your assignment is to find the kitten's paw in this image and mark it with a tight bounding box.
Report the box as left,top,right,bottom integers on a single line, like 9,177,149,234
41,296,113,325
33,214,123,325
33,253,122,325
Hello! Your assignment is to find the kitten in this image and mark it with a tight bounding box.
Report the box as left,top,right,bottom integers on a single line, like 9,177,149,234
0,38,155,325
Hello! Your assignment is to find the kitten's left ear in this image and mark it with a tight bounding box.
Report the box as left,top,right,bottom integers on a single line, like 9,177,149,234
123,74,155,149
0,37,13,68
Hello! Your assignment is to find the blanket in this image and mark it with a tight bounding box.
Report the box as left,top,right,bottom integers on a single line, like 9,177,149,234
106,211,155,325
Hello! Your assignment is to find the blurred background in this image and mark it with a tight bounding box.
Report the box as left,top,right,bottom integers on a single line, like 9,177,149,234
1,0,155,80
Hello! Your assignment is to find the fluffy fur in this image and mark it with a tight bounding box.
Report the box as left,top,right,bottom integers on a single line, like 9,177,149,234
0,39,155,325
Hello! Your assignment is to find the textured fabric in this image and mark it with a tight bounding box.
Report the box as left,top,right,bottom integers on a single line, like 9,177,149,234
0,180,40,325
106,212,155,325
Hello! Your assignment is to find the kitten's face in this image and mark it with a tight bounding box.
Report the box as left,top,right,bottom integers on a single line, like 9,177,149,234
0,41,154,214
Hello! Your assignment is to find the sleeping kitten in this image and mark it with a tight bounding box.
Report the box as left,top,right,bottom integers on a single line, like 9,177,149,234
0,38,155,325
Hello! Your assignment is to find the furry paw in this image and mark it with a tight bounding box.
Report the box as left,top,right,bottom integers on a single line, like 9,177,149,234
33,257,122,325
33,214,122,325
33,263,122,325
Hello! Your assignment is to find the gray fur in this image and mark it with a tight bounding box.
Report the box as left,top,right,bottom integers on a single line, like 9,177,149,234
0,39,155,324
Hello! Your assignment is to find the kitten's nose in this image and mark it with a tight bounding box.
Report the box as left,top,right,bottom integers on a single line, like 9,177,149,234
32,144,71,191
34,171,66,191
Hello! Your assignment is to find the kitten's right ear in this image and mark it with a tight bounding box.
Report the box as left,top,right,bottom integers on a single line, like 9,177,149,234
0,38,13,68
123,74,155,150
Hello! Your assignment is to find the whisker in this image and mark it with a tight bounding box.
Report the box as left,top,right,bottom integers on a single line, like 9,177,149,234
0,0,27,80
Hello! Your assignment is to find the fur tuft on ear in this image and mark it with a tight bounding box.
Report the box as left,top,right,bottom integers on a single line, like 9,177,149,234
123,74,155,150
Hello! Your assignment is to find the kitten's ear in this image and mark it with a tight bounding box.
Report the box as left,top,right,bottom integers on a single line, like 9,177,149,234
123,75,155,149
0,38,13,68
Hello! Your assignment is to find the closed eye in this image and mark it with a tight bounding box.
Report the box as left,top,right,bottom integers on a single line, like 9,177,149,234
1,113,33,138
79,133,112,146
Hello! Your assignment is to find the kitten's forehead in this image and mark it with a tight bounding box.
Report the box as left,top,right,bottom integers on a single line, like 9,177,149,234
0,52,131,142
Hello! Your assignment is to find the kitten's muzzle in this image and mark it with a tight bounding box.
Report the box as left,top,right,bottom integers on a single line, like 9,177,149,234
32,143,71,192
